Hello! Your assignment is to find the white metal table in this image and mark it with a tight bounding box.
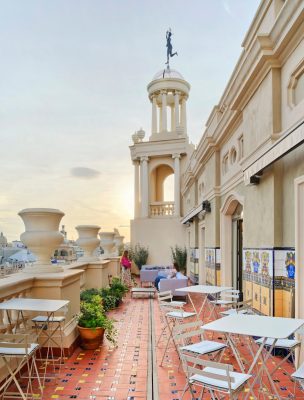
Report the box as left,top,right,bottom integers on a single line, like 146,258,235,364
175,285,232,320
0,298,69,330
0,298,69,381
202,314,304,399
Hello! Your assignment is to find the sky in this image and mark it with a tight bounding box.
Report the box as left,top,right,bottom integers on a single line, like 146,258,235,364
0,0,260,242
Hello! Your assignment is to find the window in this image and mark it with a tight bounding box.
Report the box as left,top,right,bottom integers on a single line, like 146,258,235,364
230,147,237,164
288,58,304,108
238,135,244,160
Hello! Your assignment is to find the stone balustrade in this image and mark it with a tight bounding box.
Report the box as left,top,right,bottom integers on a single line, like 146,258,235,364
150,201,175,217
0,257,120,349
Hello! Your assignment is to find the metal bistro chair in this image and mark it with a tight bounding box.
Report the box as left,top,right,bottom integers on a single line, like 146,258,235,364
156,290,186,347
209,289,240,320
254,336,301,378
32,314,66,381
220,299,253,317
174,320,227,362
181,353,252,400
0,333,43,400
291,361,304,392
173,320,227,388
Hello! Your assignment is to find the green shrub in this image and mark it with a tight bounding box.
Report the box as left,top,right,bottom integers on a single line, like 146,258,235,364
80,288,100,303
129,243,149,270
171,245,187,273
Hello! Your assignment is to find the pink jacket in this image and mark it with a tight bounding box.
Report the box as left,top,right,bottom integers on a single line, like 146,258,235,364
121,256,131,269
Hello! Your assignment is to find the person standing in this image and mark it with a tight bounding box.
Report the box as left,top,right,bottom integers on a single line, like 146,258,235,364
121,250,132,287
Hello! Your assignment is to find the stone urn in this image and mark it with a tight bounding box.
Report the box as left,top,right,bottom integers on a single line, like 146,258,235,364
18,208,65,273
114,235,124,256
75,225,100,261
99,232,115,259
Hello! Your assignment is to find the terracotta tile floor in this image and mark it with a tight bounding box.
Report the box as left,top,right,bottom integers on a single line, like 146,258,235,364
7,290,304,399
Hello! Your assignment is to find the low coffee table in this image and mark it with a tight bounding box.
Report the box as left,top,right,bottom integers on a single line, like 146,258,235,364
131,287,156,299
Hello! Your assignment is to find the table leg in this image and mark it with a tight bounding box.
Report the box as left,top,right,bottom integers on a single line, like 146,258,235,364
245,338,282,400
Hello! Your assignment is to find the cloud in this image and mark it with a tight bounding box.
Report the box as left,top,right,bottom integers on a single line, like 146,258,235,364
222,0,233,17
70,167,100,179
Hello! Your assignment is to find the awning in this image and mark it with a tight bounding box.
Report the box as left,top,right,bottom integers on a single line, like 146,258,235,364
243,119,304,185
181,203,203,224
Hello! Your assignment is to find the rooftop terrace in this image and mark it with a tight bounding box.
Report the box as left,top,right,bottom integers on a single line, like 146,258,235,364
2,287,304,400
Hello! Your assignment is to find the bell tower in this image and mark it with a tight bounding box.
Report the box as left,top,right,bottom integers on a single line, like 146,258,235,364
130,67,194,265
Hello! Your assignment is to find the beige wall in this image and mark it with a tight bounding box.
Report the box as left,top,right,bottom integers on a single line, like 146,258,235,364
130,217,185,265
243,72,273,157
282,143,304,246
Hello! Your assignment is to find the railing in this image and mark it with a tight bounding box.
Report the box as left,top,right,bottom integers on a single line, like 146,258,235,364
150,201,175,217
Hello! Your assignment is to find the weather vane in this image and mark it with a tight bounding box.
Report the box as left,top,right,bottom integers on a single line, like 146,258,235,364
165,28,178,68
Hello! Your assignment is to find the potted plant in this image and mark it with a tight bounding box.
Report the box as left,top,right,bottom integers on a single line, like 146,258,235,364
130,243,149,271
171,245,187,273
77,295,117,349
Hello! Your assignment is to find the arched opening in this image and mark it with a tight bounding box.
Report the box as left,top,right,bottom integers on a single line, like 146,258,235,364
163,174,174,201
220,193,244,289
150,164,174,216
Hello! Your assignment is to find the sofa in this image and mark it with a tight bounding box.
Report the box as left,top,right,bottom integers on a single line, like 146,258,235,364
158,275,188,297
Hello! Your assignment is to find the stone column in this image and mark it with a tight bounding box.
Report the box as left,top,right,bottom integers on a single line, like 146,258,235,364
133,159,140,218
172,154,181,216
174,91,180,128
152,95,157,134
171,105,175,132
159,106,162,133
161,90,167,132
18,208,65,273
181,97,187,134
140,156,149,218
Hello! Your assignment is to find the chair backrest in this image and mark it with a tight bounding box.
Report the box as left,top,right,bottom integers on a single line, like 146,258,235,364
181,353,234,392
0,334,32,355
157,290,173,302
232,298,253,312
220,289,240,301
173,320,204,346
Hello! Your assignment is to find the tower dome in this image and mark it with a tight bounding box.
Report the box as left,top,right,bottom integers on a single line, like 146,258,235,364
147,67,190,140
152,68,185,81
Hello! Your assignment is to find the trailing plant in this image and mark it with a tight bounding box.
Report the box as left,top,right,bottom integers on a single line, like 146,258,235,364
171,245,187,273
129,243,149,271
77,295,117,345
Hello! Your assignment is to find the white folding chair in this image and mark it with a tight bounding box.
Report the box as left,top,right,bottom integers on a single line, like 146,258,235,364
0,333,43,400
291,361,304,391
209,289,240,319
174,320,227,359
159,307,196,366
32,315,66,382
173,320,227,378
156,290,186,347
220,299,253,317
255,337,300,377
181,353,252,400
158,290,186,308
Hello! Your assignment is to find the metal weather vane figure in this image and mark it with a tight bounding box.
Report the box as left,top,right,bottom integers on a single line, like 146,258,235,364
165,28,178,66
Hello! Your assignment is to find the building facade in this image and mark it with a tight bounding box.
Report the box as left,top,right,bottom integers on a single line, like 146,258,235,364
181,0,304,317
129,0,304,316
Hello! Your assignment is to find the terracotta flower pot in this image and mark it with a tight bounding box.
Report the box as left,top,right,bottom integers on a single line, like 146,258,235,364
78,326,105,350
